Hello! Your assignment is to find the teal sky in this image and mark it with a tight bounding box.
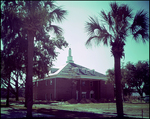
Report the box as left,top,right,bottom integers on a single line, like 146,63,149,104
1,1,149,75
53,1,149,74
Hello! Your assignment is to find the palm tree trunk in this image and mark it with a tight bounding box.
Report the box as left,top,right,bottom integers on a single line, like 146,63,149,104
6,75,11,107
16,81,19,101
26,31,34,118
114,56,123,117
24,82,27,107
24,65,27,107
16,71,19,101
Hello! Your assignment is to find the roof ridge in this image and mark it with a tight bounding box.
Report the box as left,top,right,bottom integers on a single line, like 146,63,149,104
53,63,68,75
69,62,106,76
57,63,69,75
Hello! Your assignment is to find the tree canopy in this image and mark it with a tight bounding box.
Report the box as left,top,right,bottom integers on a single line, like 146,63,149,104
106,61,149,97
85,2,149,58
1,1,68,113
1,1,68,79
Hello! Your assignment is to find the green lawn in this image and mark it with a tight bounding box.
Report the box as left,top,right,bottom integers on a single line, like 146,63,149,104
1,98,149,118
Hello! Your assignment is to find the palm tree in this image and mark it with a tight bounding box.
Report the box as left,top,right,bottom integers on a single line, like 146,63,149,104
22,1,67,118
85,2,149,117
1,1,67,118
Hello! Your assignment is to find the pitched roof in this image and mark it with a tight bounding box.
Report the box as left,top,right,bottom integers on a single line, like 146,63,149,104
33,48,107,82
58,63,106,77
51,68,59,73
34,62,107,82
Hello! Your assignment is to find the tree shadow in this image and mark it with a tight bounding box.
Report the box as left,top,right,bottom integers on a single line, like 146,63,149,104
1,107,27,119
1,106,141,119
34,108,105,118
34,108,137,118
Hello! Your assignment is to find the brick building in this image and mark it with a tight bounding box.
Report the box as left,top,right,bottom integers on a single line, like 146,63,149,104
33,48,114,101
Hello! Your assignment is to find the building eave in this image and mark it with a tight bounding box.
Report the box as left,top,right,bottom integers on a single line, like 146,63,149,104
33,74,107,82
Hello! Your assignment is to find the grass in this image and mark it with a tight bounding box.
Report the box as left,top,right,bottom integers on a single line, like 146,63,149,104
6,102,149,118
1,98,149,118
47,103,149,117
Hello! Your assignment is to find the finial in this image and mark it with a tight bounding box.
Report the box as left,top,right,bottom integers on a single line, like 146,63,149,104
66,48,74,63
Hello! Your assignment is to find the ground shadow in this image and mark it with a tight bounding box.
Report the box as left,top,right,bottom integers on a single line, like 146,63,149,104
1,107,142,119
1,107,27,119
33,108,139,119
34,108,104,118
1,103,144,119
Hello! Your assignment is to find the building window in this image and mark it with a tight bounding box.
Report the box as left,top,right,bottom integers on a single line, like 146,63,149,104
82,81,85,86
82,92,86,98
50,93,52,100
90,90,94,99
82,68,87,74
33,82,35,86
76,90,78,100
50,80,52,85
45,80,48,86
90,93,93,98
45,94,47,100
90,69,95,75
36,81,38,87
82,94,86,98
45,94,48,100
90,81,93,86
72,67,79,73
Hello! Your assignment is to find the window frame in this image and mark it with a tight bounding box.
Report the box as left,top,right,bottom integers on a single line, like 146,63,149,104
36,81,38,87
82,81,85,86
45,80,48,86
90,81,93,86
50,80,52,85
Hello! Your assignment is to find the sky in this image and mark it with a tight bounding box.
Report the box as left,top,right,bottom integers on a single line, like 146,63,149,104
1,1,149,76
51,1,149,75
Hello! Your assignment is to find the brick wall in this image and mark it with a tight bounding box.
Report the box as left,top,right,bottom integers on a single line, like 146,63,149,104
56,78,75,101
33,79,55,100
33,78,114,101
99,80,114,101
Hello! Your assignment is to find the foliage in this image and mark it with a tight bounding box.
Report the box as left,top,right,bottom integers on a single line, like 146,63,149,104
1,1,68,84
126,61,149,97
106,65,132,96
1,1,68,112
106,61,149,97
85,2,149,58
1,1,68,79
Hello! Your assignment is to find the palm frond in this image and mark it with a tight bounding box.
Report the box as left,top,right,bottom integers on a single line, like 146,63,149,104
130,10,149,43
100,10,114,32
85,16,113,47
48,25,63,36
85,16,101,36
85,16,103,47
131,10,148,32
108,12,114,30
118,4,133,22
99,25,113,46
44,1,56,10
110,2,119,19
85,36,99,47
132,29,149,43
110,2,133,36
101,10,108,22
49,6,67,23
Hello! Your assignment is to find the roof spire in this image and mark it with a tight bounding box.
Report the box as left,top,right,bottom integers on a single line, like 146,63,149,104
66,48,74,63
